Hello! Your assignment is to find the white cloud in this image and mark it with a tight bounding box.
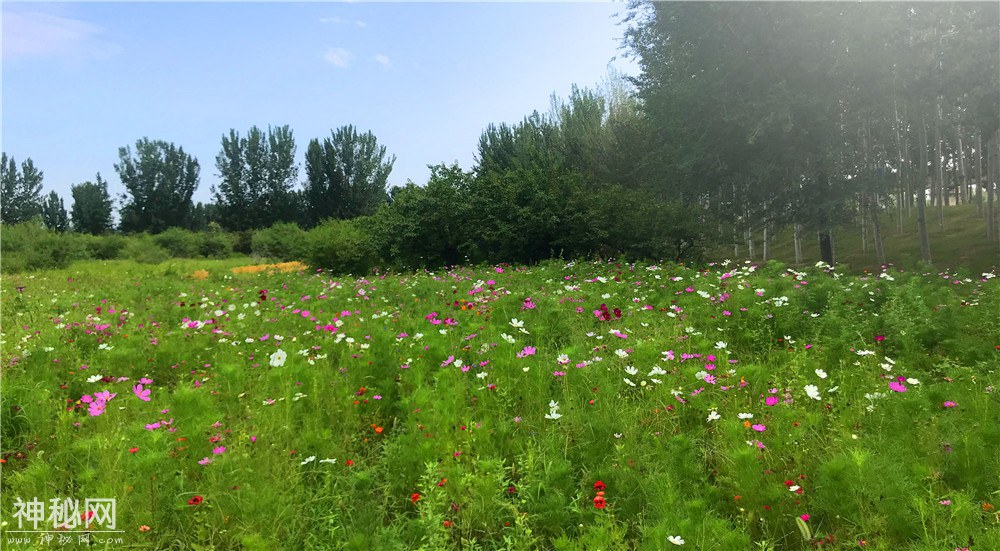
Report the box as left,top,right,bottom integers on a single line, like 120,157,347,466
355,20,367,28
2,11,119,61
373,54,391,67
323,47,353,68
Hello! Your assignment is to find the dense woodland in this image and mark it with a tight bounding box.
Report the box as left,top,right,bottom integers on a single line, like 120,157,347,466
3,2,999,272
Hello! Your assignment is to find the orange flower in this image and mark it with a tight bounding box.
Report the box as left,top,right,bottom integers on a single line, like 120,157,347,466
139,525,151,532
375,426,384,434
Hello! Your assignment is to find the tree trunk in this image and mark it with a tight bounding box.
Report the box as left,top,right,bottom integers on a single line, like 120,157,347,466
818,231,834,266
860,194,869,254
988,131,997,241
957,127,968,205
762,226,769,263
935,99,945,227
871,193,886,266
793,223,803,265
894,95,908,229
977,130,985,216
917,115,932,263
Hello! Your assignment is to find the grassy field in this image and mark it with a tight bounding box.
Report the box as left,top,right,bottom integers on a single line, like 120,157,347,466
1,257,998,550
718,204,1000,275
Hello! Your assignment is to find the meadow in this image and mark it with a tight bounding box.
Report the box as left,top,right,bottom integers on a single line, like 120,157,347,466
1,258,998,550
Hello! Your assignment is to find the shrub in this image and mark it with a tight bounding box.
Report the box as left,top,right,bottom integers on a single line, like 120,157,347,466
123,236,170,264
304,218,378,275
199,232,233,258
153,228,202,258
251,223,307,261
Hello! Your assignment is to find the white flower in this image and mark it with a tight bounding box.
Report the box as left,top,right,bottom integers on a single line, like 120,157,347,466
815,369,827,379
501,333,515,344
476,371,488,379
624,365,639,376
737,412,753,419
319,458,337,464
87,374,103,383
624,378,637,387
510,318,524,328
668,535,685,545
715,341,728,350
615,349,629,358
804,385,821,400
544,411,562,420
856,349,875,356
789,485,801,492
906,378,920,385
706,410,721,422
300,455,316,465
269,349,287,367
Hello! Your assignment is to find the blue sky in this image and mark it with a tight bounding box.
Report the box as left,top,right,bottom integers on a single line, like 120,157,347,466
2,2,636,204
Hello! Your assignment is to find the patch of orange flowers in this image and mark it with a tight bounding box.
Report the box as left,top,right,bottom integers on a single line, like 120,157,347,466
230,261,308,275
191,269,210,280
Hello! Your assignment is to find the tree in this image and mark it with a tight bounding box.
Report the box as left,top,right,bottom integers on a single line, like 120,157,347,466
304,125,396,225
115,138,200,233
70,173,114,234
1,153,44,225
41,191,69,232
212,125,298,231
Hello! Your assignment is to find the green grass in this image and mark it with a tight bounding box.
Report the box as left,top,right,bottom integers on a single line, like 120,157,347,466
1,258,998,550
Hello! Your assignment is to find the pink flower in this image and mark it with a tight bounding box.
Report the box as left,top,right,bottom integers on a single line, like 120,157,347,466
198,457,213,466
943,401,957,408
939,499,951,506
800,514,810,522
212,446,226,455
132,384,151,402
145,422,161,431
888,381,907,393
751,424,766,432
765,396,780,406
517,346,536,358
88,401,106,417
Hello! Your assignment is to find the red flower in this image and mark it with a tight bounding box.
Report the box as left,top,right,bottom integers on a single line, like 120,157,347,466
593,495,606,509
593,480,606,492
187,495,203,506
129,447,139,454
410,493,421,504
345,459,354,467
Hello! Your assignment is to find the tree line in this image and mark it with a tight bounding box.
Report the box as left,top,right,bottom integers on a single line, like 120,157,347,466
3,1,998,270
1,124,395,235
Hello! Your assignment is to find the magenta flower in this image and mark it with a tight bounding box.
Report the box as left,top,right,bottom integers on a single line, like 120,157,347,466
145,421,161,430
88,401,106,416
888,381,907,392
765,396,780,406
212,446,226,455
198,457,213,466
943,401,957,408
132,384,151,402
517,346,536,358
751,424,767,432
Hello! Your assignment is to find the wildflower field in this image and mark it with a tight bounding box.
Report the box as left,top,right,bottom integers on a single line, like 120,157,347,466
1,259,998,550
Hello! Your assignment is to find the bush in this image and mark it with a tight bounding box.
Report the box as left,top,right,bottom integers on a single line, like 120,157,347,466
1,222,86,272
153,228,202,258
123,236,170,264
251,223,307,261
199,232,233,258
304,218,378,275
81,234,126,260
